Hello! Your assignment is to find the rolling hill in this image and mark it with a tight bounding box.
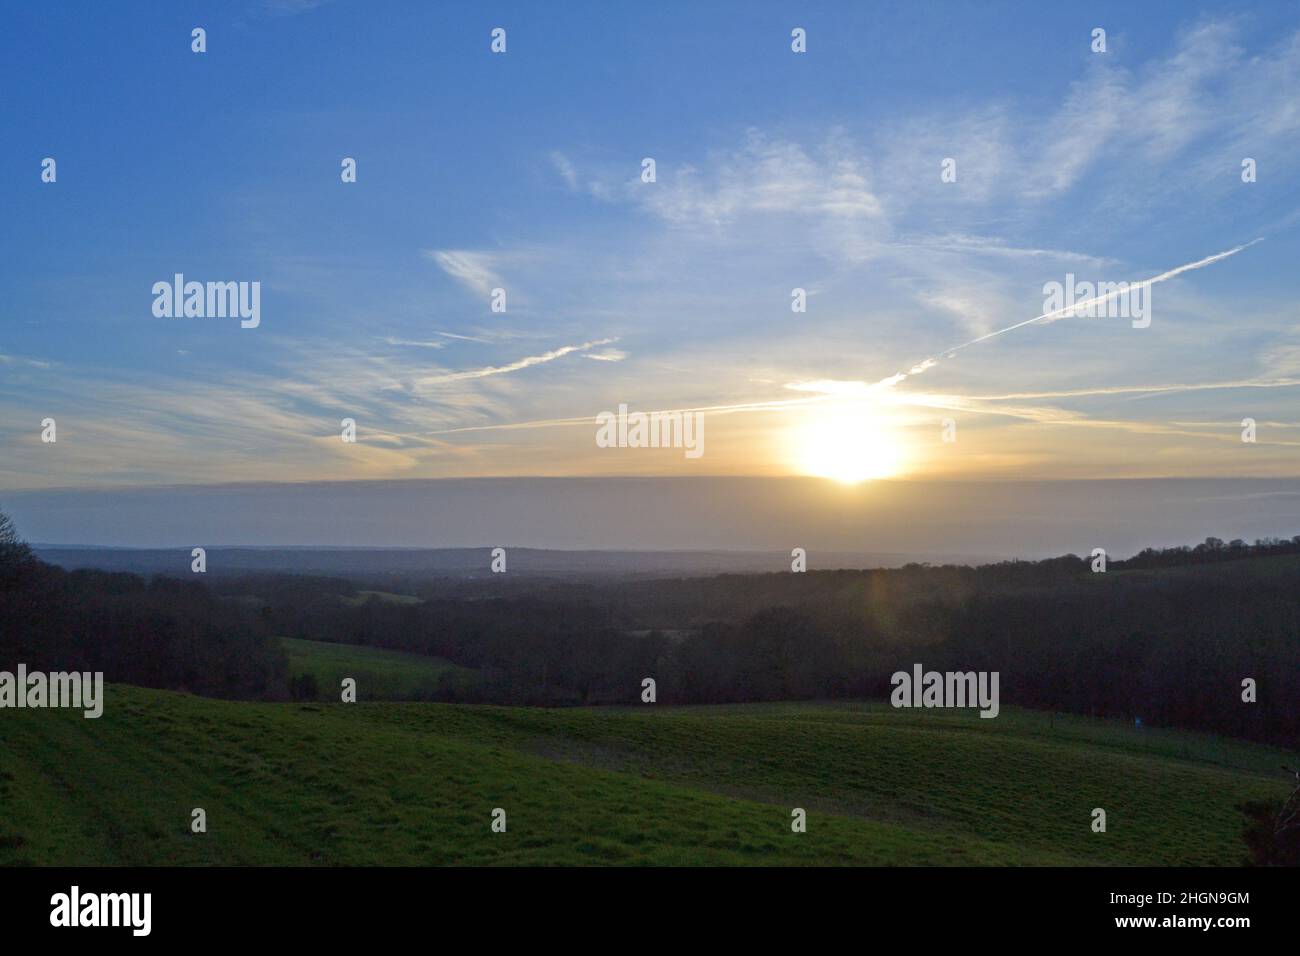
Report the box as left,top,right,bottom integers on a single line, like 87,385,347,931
1,684,1292,866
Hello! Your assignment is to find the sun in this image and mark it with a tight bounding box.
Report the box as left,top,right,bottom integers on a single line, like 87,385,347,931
790,405,905,484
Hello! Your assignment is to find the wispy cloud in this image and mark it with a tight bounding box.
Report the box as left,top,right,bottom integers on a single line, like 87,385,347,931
424,250,502,297
380,336,445,350
962,377,1300,402
550,151,579,191
433,330,492,344
572,130,884,229
414,338,618,387
428,394,825,436
259,0,332,17
0,353,51,370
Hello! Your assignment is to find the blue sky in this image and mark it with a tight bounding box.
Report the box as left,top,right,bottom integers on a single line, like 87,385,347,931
5,0,1300,497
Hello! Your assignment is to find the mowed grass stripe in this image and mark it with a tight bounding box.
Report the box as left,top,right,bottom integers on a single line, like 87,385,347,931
3,685,1291,865
330,700,1293,865
1,685,1066,865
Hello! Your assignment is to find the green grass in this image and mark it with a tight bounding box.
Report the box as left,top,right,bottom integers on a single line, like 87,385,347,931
1,686,1292,866
282,637,474,701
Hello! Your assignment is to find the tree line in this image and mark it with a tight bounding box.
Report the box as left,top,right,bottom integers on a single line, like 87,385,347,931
2,512,1297,748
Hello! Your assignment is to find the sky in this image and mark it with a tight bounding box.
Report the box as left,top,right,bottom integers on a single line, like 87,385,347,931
5,2,1300,548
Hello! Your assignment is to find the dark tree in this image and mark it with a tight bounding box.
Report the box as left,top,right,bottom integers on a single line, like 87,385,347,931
0,509,35,583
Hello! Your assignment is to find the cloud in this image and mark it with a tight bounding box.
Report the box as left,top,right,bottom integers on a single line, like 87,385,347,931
424,250,502,297
784,380,872,397
599,130,885,227
414,338,618,388
427,393,824,436
962,377,1300,402
550,151,579,190
1020,20,1300,199
259,0,332,17
692,137,875,220
904,234,1116,267
0,353,51,370
380,337,445,350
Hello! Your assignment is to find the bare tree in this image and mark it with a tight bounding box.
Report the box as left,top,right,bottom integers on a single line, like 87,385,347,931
0,509,33,571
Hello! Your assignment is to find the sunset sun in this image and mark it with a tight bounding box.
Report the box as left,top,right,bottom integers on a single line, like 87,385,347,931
791,405,905,484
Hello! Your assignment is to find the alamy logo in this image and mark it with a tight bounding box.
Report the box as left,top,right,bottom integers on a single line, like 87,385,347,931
891,663,1000,718
152,274,261,328
50,886,151,936
1042,273,1150,328
0,664,103,718
595,403,704,459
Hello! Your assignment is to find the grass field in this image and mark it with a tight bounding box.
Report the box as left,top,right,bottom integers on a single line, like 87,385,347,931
1,684,1293,866
282,637,474,701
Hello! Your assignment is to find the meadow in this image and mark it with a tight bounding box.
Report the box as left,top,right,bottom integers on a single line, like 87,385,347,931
1,683,1292,866
283,636,472,701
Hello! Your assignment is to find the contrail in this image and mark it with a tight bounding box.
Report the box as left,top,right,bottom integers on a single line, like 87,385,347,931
871,238,1264,391
416,338,616,385
424,240,1264,437
427,395,827,435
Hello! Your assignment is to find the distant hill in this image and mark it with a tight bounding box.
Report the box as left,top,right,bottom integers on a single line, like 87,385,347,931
32,545,996,578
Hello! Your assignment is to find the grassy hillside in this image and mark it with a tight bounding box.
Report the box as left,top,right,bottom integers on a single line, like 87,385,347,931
0,685,1293,866
283,637,474,700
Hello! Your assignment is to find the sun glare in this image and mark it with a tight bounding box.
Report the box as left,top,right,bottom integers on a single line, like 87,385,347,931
792,405,905,484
